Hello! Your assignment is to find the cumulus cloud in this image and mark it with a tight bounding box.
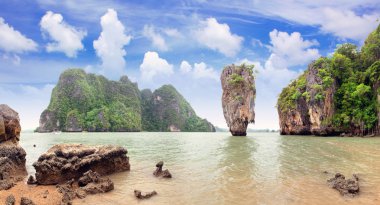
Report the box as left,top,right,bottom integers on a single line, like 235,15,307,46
179,60,218,80
0,17,37,54
266,29,320,70
320,8,379,41
140,51,173,80
40,11,87,57
143,25,168,51
180,60,192,73
93,9,132,78
195,17,243,57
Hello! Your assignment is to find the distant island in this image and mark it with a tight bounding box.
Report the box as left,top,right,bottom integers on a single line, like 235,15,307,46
36,69,215,132
277,24,380,136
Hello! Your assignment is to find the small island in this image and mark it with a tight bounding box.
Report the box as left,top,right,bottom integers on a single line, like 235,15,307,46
277,24,380,136
37,69,215,133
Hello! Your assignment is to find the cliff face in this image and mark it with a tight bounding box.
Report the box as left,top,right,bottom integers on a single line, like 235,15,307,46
278,24,380,136
0,104,27,190
221,64,256,136
142,85,215,132
37,69,215,132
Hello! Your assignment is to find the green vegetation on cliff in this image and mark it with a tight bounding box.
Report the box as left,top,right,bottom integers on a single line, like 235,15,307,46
38,69,215,132
277,24,380,135
142,85,215,132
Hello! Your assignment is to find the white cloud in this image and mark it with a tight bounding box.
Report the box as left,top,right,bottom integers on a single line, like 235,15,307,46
204,0,379,41
140,51,173,80
143,25,168,51
179,60,218,80
180,60,192,73
40,11,87,57
320,8,379,41
163,28,182,38
193,62,219,80
0,17,37,53
266,29,320,70
195,17,243,57
93,9,132,78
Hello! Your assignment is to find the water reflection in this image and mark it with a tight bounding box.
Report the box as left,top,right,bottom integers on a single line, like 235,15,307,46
215,135,258,204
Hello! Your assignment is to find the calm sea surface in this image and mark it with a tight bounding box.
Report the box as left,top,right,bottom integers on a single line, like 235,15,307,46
20,132,380,205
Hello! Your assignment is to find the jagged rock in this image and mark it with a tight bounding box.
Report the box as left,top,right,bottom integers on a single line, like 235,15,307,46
57,179,76,204
33,144,130,185
153,161,172,178
221,64,256,136
0,105,27,191
134,190,157,199
20,197,36,205
5,194,15,205
327,173,360,197
27,175,37,185
75,189,87,199
78,170,114,194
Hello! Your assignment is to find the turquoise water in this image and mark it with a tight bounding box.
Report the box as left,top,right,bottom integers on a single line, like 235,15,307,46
20,132,380,204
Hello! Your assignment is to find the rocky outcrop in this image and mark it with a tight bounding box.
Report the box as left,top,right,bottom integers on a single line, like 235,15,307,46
141,85,216,132
327,173,360,197
57,170,114,204
221,64,256,136
0,105,27,191
37,69,215,132
278,63,338,136
278,24,380,136
153,161,172,178
33,144,130,185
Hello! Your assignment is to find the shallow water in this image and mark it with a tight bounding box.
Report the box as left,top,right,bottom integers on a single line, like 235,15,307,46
20,132,380,205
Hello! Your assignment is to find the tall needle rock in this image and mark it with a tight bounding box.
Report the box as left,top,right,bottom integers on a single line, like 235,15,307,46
221,64,256,136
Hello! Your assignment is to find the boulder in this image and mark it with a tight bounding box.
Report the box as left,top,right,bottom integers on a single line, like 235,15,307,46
33,144,130,185
153,161,172,178
0,104,21,143
221,64,255,136
0,105,27,191
134,190,157,199
327,173,360,197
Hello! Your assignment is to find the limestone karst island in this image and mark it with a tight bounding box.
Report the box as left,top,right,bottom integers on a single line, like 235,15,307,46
1,1,380,205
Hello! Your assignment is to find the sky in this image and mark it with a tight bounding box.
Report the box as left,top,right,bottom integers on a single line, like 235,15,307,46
0,0,379,130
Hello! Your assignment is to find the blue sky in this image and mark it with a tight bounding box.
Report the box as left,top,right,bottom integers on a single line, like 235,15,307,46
0,0,379,130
